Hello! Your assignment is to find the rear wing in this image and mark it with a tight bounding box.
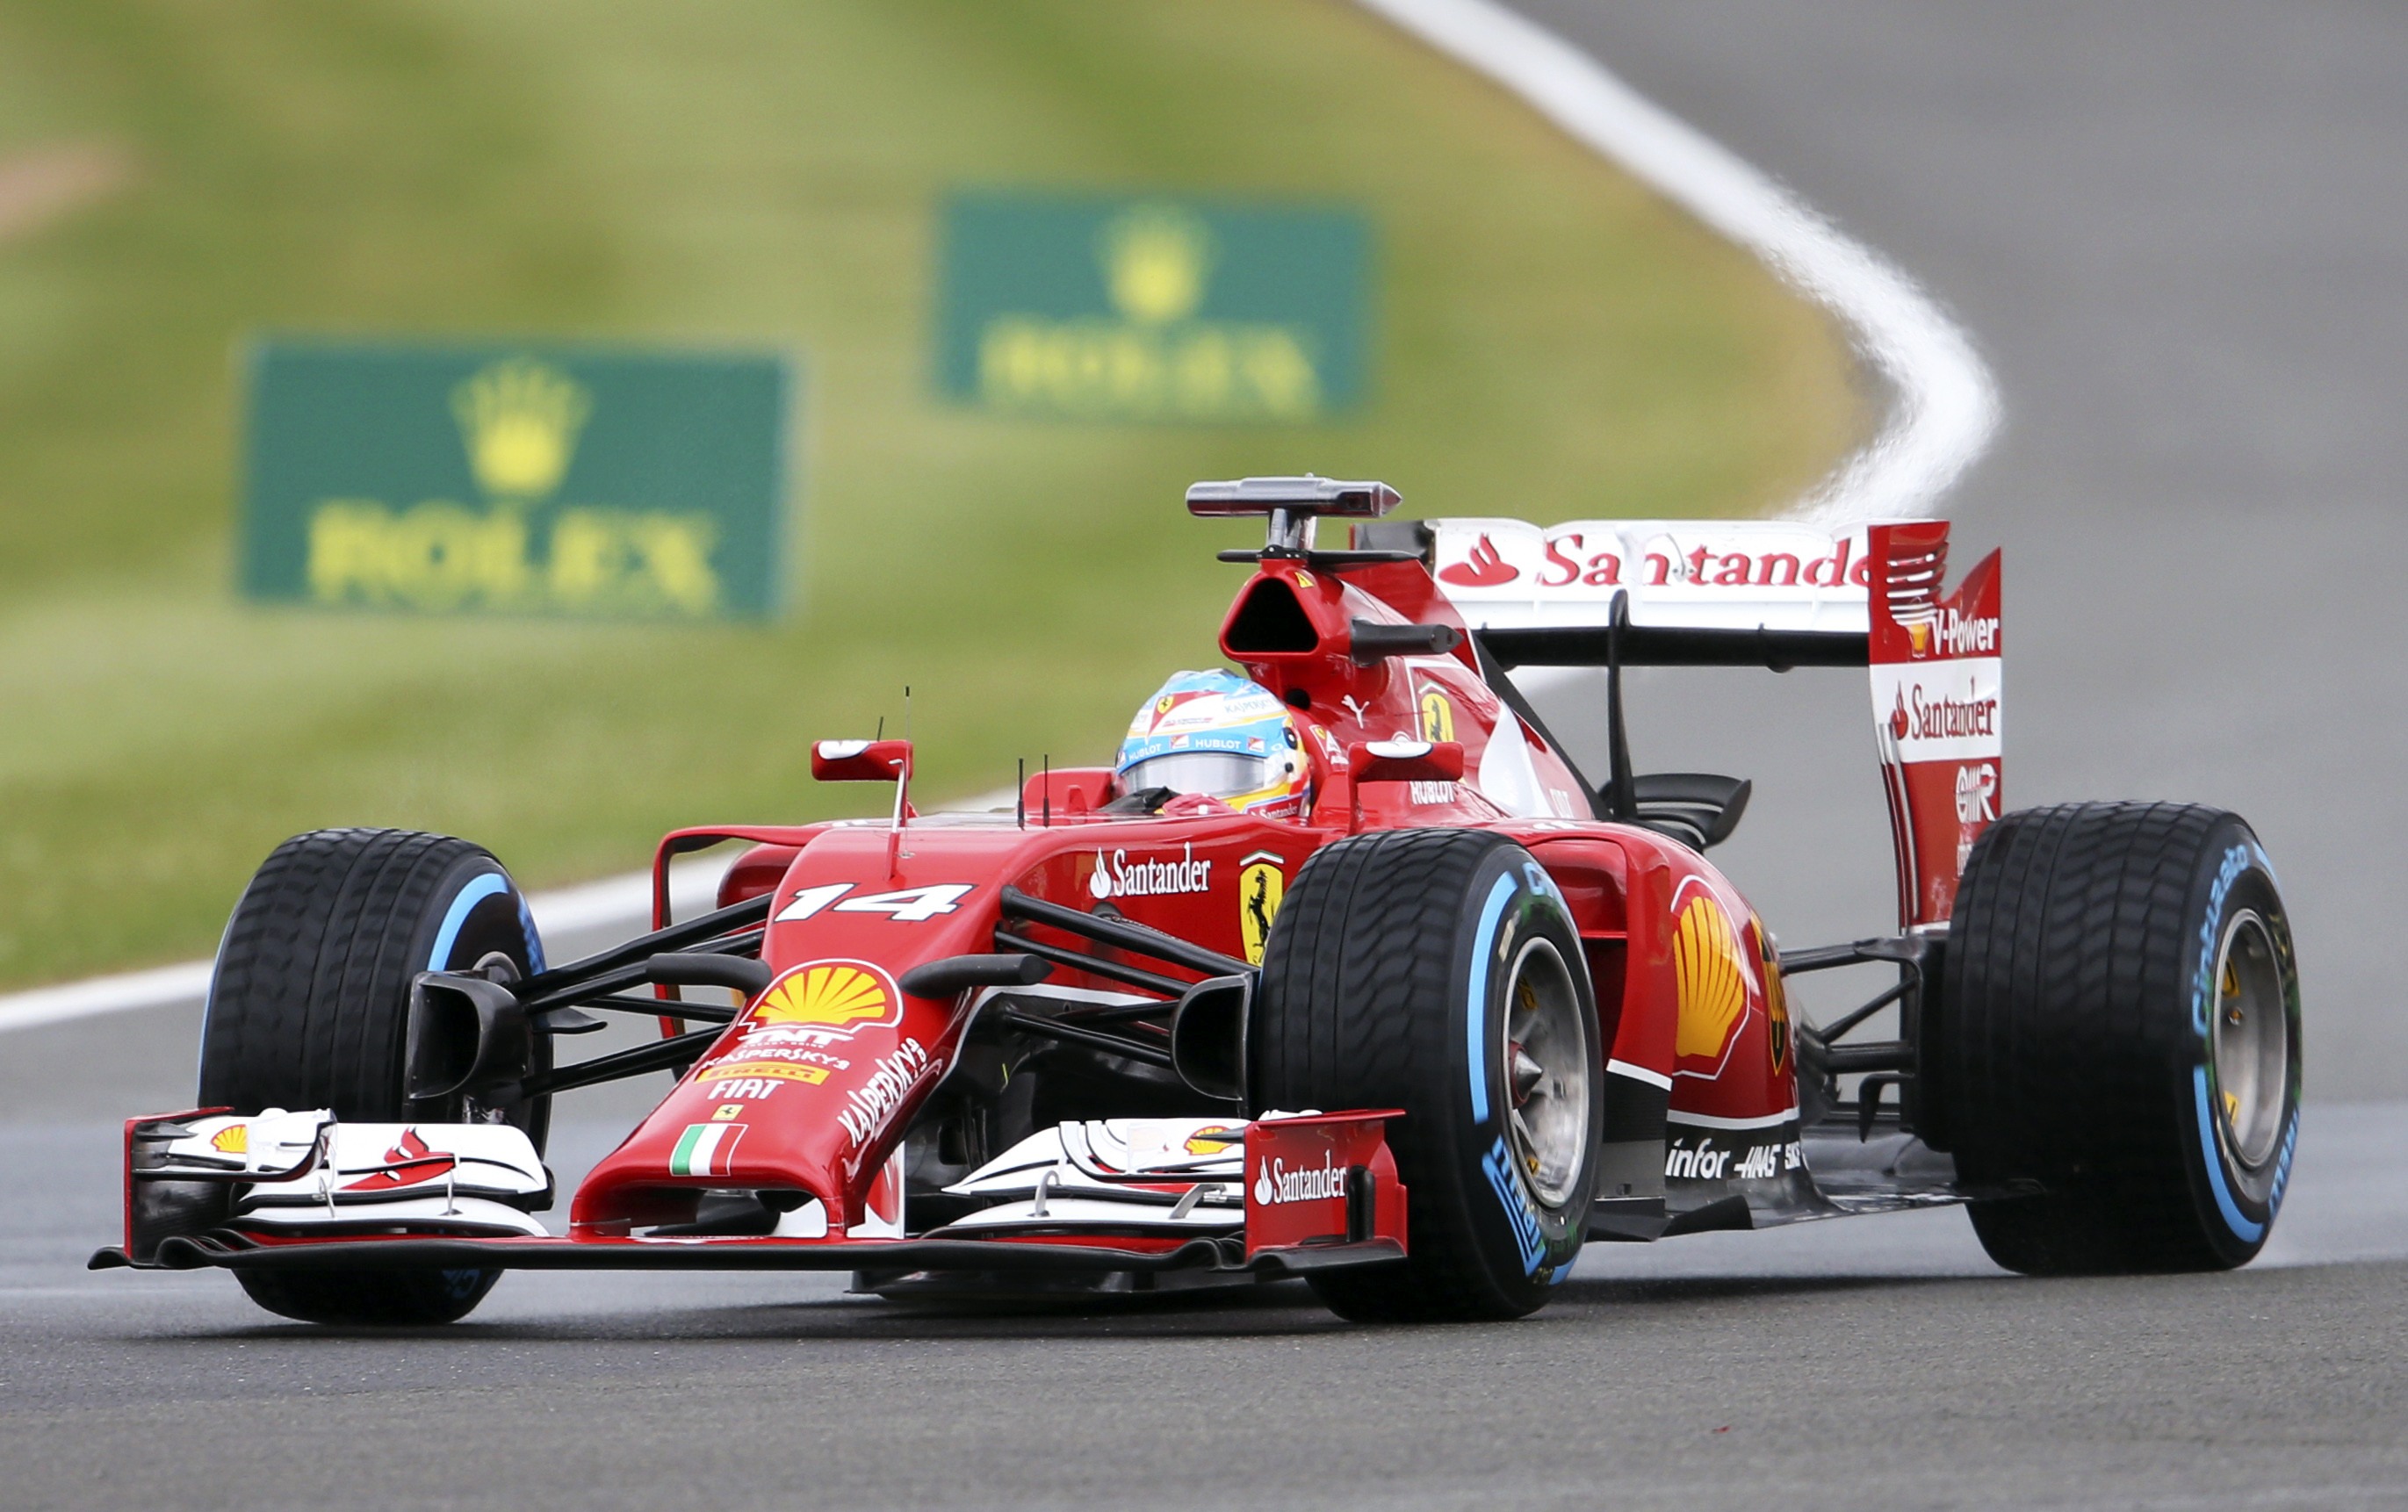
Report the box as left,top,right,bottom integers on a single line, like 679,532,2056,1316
1388,517,2000,929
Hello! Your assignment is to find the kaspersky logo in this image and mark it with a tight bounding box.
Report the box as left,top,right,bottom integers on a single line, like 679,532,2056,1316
835,1039,932,1148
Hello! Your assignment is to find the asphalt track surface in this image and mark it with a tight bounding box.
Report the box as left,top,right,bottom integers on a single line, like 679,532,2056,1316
8,6,2408,1508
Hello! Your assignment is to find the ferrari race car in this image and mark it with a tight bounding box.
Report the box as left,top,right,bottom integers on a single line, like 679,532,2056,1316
97,478,2302,1325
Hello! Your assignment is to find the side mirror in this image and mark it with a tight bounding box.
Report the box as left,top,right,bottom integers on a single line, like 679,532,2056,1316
811,738,912,782
1346,739,1467,785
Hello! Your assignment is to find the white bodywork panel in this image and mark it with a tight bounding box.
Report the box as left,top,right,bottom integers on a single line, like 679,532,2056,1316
939,1117,1255,1235
1427,517,1875,632
145,1111,552,1238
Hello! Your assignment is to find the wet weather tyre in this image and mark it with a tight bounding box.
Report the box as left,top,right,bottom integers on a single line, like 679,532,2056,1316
1933,803,2300,1275
198,828,550,1325
1251,829,1602,1321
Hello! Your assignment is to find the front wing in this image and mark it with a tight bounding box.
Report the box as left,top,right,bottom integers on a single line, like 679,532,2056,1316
92,1108,1408,1283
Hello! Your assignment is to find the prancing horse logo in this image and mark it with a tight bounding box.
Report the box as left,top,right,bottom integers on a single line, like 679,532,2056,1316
1238,852,1286,966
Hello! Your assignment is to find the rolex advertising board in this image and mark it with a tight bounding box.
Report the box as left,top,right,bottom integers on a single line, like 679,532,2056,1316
937,191,1371,423
239,341,794,620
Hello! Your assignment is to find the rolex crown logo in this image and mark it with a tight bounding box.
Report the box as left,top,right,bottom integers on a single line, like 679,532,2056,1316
451,356,593,500
1100,205,1212,325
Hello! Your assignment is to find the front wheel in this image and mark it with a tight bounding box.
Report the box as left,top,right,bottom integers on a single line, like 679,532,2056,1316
1933,803,2301,1274
198,828,548,1325
1251,829,1603,1321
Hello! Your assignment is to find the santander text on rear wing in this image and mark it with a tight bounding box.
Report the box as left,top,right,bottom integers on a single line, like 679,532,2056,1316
1419,517,2001,928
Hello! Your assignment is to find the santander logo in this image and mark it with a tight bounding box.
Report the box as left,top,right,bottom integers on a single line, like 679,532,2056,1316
1438,533,1518,587
1888,680,1999,745
1089,845,1213,901
1252,1152,1349,1206
342,1128,455,1192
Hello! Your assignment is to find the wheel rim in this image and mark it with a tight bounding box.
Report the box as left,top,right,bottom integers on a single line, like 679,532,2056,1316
2210,909,2288,1170
1499,937,1590,1209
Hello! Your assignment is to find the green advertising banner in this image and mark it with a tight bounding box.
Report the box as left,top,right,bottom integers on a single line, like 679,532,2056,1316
937,191,1371,423
239,341,795,620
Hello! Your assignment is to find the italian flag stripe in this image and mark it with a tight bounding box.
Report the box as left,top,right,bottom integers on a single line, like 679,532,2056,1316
669,1122,743,1177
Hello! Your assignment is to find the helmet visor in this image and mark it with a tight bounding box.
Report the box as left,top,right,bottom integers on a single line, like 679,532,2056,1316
1122,751,1275,801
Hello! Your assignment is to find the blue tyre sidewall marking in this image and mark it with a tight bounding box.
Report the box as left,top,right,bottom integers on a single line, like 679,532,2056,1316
2187,839,2296,1244
1463,859,1583,1280
429,871,513,972
2190,1066,2265,1243
515,892,546,974
1462,872,1520,1127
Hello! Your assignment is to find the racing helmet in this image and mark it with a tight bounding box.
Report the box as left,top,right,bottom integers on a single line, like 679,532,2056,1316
1116,670,1310,818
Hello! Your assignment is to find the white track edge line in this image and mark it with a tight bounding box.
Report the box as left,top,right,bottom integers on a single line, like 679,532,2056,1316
0,789,1022,1035
0,961,220,1036
0,871,703,1037
1352,0,1999,526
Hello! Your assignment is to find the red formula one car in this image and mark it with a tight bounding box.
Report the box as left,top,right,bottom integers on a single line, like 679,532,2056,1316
98,478,2302,1324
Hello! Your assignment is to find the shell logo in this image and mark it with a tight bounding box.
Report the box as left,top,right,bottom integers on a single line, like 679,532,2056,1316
1673,893,1752,1062
211,1124,248,1156
749,961,899,1034
1186,1126,1240,1156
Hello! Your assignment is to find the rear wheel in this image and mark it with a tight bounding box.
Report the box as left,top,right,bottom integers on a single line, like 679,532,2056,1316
1251,829,1602,1321
1933,803,2301,1274
198,828,548,1324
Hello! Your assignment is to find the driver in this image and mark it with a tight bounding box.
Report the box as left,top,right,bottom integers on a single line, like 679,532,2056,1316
1115,670,1310,819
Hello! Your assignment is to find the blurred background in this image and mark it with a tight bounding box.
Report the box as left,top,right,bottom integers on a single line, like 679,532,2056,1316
7,8,2408,1502
0,0,1862,994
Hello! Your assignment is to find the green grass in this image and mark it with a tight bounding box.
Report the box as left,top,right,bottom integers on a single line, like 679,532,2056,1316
0,0,1862,987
